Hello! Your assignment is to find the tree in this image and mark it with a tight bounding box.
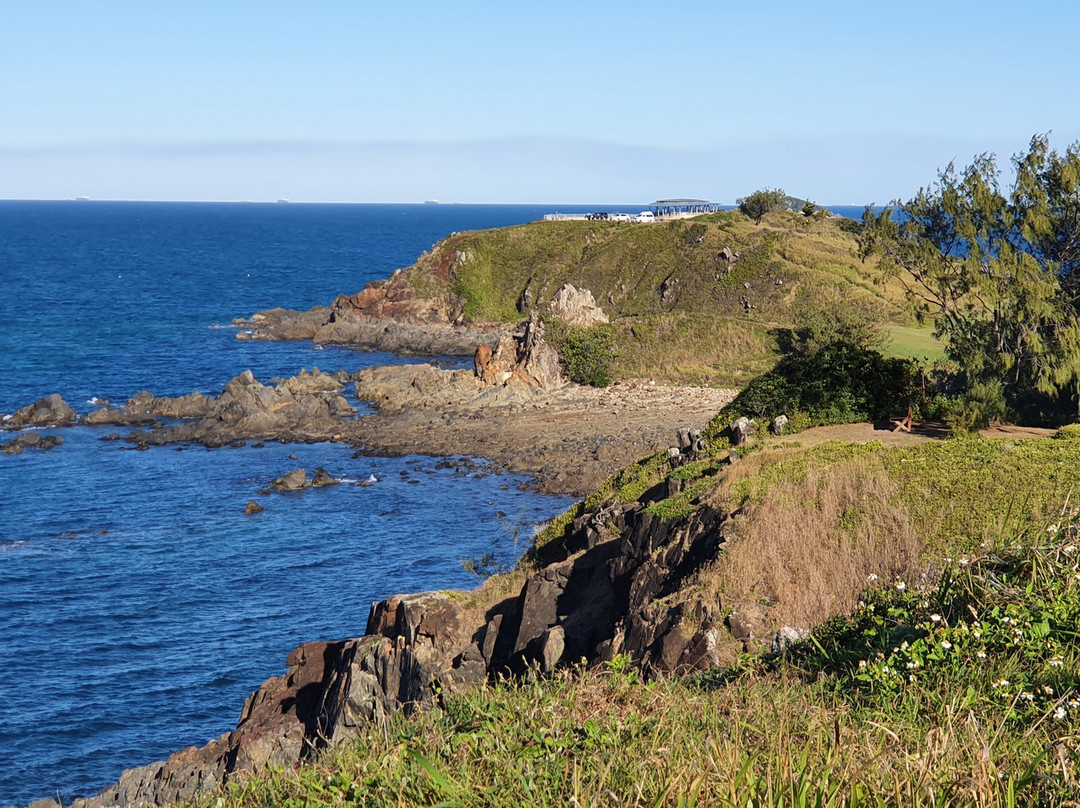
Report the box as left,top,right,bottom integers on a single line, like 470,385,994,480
737,188,788,225
859,134,1080,422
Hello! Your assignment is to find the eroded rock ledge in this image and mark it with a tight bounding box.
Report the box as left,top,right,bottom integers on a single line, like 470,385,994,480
232,269,502,355
61,480,773,808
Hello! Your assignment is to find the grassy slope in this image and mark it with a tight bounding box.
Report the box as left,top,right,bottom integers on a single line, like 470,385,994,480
208,432,1080,808
405,211,920,387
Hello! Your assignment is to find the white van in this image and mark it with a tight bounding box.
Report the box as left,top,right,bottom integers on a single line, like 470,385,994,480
636,211,656,223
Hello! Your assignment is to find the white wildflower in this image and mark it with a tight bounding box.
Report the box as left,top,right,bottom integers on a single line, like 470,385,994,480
895,581,907,592
941,640,952,650
1054,706,1067,721
931,614,942,623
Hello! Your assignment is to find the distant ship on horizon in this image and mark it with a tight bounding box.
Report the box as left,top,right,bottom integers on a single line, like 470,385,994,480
424,198,439,205
277,197,290,203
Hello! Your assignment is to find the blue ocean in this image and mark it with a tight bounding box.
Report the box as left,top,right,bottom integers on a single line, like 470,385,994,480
0,202,611,806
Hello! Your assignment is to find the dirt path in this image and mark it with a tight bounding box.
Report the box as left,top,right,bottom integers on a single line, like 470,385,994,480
772,420,1056,448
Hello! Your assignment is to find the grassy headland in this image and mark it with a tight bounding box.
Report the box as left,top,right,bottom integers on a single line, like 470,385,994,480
403,210,926,387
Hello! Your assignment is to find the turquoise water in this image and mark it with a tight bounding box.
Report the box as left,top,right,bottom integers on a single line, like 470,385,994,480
0,202,594,806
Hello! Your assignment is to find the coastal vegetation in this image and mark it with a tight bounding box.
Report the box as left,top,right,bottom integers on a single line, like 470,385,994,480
861,134,1080,426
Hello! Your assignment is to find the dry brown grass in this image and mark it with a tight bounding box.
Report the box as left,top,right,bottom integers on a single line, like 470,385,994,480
706,457,924,632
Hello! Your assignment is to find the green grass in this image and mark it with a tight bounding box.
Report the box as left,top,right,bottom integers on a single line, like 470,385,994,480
884,324,946,361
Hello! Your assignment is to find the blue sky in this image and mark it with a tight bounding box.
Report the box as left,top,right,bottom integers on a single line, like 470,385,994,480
3,1,1078,204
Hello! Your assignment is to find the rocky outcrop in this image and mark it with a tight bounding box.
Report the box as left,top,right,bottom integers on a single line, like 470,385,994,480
233,270,503,356
4,394,77,427
82,391,213,426
548,284,608,328
473,312,564,391
262,467,340,493
69,478,775,807
1,432,64,454
122,369,355,448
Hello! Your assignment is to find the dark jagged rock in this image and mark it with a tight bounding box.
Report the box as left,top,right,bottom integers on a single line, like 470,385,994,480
311,467,338,487
1,432,64,454
243,500,264,515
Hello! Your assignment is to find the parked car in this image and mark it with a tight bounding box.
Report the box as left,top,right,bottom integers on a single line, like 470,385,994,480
635,211,656,223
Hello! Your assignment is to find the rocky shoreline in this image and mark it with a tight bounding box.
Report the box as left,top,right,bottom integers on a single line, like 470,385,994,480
35,448,767,808
5,279,739,807
3,363,733,498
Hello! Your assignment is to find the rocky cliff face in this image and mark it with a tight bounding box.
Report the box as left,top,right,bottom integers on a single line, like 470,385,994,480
65,465,769,808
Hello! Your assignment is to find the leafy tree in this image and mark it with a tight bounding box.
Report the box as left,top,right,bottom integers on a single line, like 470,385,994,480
737,188,788,225
860,134,1080,422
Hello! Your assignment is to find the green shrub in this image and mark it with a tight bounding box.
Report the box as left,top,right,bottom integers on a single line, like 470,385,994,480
544,318,617,387
706,342,918,439
1054,423,1080,440
949,381,1008,431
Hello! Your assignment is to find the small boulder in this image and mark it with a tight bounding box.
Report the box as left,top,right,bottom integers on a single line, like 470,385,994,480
244,500,265,515
730,416,755,447
311,467,338,487
727,602,769,644
272,468,308,491
771,626,809,654
772,415,789,436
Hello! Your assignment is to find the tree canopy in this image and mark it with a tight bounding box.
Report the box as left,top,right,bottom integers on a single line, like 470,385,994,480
737,188,787,225
860,134,1080,423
